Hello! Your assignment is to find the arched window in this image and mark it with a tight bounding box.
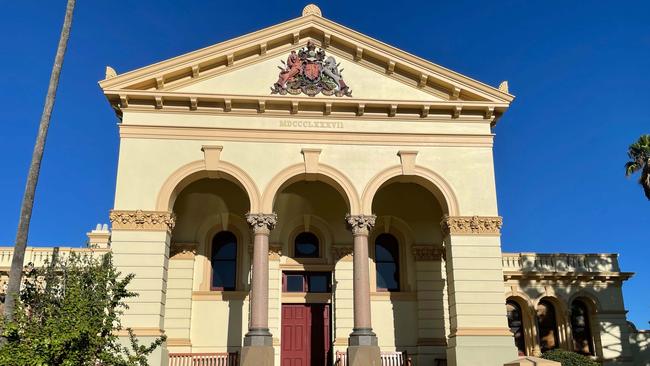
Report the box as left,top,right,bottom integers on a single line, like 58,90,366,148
375,233,400,292
507,300,527,356
211,231,237,291
294,232,320,258
537,300,559,352
571,300,594,355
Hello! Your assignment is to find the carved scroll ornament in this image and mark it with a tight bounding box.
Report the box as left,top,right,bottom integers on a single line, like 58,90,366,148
109,210,176,232
440,215,503,236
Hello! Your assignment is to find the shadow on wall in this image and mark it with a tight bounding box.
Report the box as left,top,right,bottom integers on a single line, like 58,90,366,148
227,299,244,351
628,323,649,366
391,298,418,353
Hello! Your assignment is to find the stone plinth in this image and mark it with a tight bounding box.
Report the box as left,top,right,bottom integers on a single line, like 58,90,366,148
504,356,561,366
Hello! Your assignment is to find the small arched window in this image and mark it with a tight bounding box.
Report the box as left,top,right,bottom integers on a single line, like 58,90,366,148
211,231,237,291
537,300,559,352
571,300,594,355
506,300,527,356
294,232,320,258
375,233,400,292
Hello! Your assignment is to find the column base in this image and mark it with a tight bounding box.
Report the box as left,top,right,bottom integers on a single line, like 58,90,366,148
240,344,274,366
446,335,518,366
348,328,378,346
347,345,381,366
243,328,273,346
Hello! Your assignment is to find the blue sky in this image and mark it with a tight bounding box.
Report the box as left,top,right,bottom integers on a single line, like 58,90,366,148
0,1,648,327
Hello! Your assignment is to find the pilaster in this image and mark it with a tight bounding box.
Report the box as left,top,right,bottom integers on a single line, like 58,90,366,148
110,209,176,366
441,215,518,366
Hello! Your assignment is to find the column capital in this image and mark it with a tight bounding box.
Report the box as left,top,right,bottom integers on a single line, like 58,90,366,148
109,209,176,232
246,213,278,234
345,214,376,236
440,215,502,236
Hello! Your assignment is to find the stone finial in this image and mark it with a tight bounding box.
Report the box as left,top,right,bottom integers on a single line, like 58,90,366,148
302,4,322,17
87,223,111,249
105,66,117,79
499,80,509,93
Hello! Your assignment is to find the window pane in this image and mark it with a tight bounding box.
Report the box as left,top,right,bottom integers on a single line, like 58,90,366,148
375,233,400,291
295,232,319,258
308,273,329,293
213,232,237,260
215,241,237,259
286,274,304,292
212,261,236,290
211,231,237,290
375,234,398,261
376,262,399,291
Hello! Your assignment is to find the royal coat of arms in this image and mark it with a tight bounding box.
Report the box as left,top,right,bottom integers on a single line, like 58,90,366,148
271,41,352,97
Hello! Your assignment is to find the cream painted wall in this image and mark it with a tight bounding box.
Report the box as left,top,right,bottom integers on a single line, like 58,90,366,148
113,127,498,216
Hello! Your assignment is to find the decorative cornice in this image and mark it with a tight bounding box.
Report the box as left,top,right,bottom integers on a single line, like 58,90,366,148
331,245,353,261
246,213,278,234
345,214,376,236
109,210,176,232
411,245,443,261
104,90,506,121
170,243,197,259
440,215,502,236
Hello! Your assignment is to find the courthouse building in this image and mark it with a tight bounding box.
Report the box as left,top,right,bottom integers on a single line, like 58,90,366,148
2,4,648,366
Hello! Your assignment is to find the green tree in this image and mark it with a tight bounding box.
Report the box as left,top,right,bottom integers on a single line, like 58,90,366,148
541,349,599,366
5,0,76,325
625,134,650,200
0,252,165,366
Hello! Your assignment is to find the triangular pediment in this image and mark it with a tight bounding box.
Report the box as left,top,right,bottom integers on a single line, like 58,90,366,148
170,46,445,101
100,6,514,122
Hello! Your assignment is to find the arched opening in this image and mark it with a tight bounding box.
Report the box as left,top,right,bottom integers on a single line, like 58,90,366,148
273,179,349,366
537,299,560,352
370,179,446,358
507,300,527,356
571,299,595,355
166,177,252,351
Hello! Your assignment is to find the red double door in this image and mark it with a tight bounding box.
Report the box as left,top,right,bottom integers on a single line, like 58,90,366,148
281,304,331,366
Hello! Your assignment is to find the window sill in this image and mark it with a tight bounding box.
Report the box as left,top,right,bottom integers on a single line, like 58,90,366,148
281,292,331,304
192,290,248,301
370,291,417,301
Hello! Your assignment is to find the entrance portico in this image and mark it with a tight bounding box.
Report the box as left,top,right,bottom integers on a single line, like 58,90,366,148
101,4,520,366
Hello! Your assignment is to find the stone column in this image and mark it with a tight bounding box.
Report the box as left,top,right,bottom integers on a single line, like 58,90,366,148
345,214,381,366
241,213,277,366
441,215,518,366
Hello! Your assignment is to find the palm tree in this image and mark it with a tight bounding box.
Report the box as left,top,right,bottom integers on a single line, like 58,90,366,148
3,0,76,324
625,134,650,200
